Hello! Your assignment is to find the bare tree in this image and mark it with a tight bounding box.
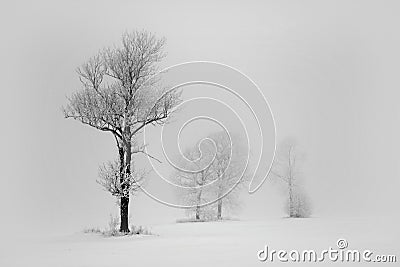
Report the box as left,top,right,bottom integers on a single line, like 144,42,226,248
270,138,311,218
206,131,249,220
174,132,249,221
174,145,215,220
63,30,181,232
288,189,312,218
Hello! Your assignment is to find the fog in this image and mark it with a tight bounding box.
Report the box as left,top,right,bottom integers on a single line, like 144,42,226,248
0,0,399,237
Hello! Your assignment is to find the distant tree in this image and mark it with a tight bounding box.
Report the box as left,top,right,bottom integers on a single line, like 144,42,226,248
206,131,249,220
270,138,312,218
288,189,312,218
174,131,249,220
63,30,181,232
175,144,215,220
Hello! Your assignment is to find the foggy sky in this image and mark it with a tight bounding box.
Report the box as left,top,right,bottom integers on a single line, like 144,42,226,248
1,0,399,236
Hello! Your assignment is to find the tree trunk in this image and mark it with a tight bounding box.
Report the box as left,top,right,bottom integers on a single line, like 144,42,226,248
195,171,205,220
195,190,202,220
217,173,224,220
217,199,222,220
288,147,295,218
120,196,130,232
119,138,131,232
288,181,294,218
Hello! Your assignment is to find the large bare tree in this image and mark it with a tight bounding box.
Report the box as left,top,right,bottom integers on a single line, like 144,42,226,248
63,30,180,232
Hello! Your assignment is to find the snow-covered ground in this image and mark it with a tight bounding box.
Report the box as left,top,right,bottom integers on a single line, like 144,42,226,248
1,217,398,266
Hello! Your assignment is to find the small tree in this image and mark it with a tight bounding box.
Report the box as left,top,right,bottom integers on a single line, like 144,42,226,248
270,138,312,218
64,30,181,232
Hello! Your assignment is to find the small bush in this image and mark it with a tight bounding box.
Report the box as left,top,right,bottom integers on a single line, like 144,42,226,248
130,225,153,235
104,214,119,236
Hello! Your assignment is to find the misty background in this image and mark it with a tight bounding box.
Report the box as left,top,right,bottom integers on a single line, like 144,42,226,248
0,0,399,237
